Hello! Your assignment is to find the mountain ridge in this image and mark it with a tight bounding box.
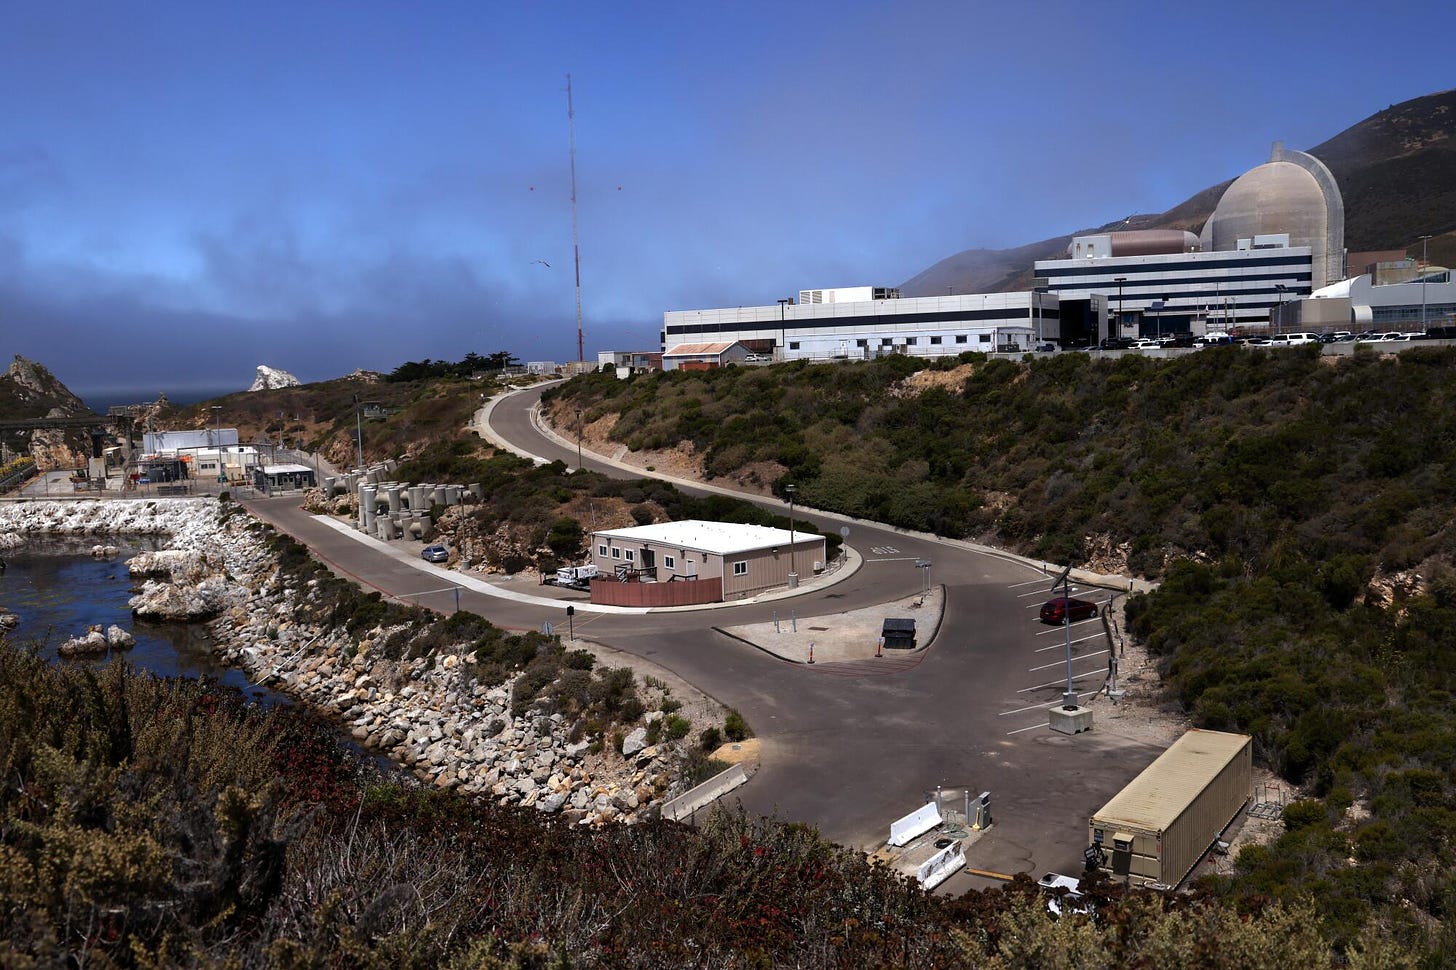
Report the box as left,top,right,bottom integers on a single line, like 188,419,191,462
903,88,1456,296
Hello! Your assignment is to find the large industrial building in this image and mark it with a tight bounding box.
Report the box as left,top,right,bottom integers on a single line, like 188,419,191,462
652,140,1442,360
661,288,1055,363
1034,142,1345,343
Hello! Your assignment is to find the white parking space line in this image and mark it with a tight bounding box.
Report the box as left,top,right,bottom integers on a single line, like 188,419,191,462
1006,722,1046,735
1019,586,1086,599
1016,669,1104,693
1008,578,1053,589
1035,632,1105,652
868,556,918,562
1030,650,1107,672
1034,618,1101,632
1002,691,1102,735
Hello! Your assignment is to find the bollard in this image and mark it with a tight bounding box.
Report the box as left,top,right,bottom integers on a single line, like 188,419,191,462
808,642,815,664
876,636,884,658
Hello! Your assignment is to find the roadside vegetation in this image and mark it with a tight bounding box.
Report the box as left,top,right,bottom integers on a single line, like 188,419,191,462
393,439,839,575
1,637,1414,966
548,346,1456,952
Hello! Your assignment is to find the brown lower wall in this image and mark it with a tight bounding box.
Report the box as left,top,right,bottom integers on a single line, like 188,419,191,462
589,577,723,607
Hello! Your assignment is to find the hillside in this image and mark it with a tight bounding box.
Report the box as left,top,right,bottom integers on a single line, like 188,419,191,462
904,88,1456,296
548,349,1456,945
0,355,98,469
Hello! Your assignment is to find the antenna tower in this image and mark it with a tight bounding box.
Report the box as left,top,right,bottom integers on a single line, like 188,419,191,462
567,73,583,364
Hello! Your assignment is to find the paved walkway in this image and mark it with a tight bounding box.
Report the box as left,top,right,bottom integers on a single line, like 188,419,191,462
719,586,946,665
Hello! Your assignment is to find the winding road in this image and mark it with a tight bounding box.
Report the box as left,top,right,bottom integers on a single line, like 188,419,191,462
245,382,1170,892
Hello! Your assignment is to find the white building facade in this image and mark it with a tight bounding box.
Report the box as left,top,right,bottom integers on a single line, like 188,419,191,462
1036,244,1315,338
662,288,1054,362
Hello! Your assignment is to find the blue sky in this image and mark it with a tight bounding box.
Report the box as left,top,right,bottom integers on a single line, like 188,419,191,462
2,0,1454,398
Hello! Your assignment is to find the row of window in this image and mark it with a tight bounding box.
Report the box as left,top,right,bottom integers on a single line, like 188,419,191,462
667,305,1061,338
595,543,748,577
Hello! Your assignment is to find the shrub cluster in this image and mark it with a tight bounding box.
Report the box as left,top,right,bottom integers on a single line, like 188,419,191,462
6,640,1407,967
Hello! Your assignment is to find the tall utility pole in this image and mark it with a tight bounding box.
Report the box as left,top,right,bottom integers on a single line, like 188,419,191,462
1420,234,1433,331
568,74,584,366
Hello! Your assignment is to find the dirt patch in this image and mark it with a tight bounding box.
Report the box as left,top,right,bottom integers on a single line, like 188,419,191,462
899,363,977,396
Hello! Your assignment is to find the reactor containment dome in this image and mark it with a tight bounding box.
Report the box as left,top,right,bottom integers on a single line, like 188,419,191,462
1199,141,1345,288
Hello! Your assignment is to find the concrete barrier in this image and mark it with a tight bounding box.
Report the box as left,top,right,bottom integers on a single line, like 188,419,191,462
917,841,966,890
661,762,748,823
889,801,943,847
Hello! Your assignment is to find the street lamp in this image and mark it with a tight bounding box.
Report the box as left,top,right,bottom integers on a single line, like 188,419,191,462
784,483,798,589
1113,277,1126,340
210,406,225,484
915,558,932,595
1420,234,1433,332
352,395,364,470
575,407,584,472
1274,284,1287,334
777,298,791,362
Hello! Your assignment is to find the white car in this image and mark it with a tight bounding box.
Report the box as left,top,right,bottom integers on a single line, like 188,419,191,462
1037,873,1091,916
1131,339,1162,350
742,353,772,362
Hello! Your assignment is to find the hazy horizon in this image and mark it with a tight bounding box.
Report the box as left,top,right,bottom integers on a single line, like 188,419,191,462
4,1,1455,394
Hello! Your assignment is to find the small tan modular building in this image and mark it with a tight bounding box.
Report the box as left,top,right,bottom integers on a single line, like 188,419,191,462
1088,729,1252,888
589,519,824,600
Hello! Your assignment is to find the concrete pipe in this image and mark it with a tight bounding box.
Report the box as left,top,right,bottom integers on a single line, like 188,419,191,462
409,485,427,510
386,485,403,513
468,483,483,501
444,484,461,505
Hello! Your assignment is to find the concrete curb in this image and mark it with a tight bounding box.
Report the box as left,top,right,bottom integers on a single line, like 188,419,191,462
661,762,750,823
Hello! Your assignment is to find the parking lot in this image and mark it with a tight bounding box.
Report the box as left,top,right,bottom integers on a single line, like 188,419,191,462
997,577,1122,736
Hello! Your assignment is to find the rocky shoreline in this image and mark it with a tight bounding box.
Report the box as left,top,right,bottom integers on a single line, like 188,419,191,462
0,498,681,824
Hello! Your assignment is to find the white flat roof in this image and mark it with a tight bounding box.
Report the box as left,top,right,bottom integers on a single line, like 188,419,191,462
259,464,313,474
593,519,821,556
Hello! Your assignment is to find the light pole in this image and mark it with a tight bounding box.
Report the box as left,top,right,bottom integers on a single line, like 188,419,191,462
1113,277,1126,340
1274,284,1286,334
210,406,224,484
915,558,932,595
785,483,798,589
1420,234,1432,332
352,395,364,470
777,298,791,361
574,407,583,471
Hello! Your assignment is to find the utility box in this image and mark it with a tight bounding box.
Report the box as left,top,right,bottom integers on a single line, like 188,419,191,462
1088,730,1252,888
881,618,916,650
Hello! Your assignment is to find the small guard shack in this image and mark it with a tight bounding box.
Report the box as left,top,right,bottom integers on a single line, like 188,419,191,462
1088,729,1252,888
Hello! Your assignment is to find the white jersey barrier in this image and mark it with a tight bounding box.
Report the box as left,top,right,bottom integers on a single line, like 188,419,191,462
889,801,943,847
917,841,966,890
662,763,749,823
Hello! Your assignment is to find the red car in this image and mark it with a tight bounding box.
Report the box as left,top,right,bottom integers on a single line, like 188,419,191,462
1040,597,1099,624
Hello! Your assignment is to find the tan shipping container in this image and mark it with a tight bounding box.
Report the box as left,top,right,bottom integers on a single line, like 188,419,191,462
1088,729,1252,888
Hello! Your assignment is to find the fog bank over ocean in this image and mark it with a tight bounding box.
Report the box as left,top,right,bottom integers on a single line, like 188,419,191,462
76,385,245,414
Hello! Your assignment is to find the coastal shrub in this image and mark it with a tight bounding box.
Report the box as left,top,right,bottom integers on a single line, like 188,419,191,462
664,714,691,741
699,726,722,751
645,718,663,745
724,708,751,741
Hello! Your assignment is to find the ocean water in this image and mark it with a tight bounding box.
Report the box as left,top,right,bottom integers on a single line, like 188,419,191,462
76,386,241,414
0,536,287,706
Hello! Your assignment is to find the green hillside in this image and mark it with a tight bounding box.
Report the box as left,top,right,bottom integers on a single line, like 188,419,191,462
550,348,1456,947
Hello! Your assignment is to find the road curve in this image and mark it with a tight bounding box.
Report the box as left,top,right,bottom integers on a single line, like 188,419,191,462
246,382,1170,893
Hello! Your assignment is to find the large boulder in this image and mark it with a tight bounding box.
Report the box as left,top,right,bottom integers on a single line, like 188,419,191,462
59,628,108,656
128,577,236,621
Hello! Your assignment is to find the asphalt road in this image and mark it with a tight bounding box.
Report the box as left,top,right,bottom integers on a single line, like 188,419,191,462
245,383,1171,891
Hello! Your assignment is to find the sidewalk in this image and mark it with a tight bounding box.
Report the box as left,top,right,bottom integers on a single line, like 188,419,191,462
719,586,945,664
